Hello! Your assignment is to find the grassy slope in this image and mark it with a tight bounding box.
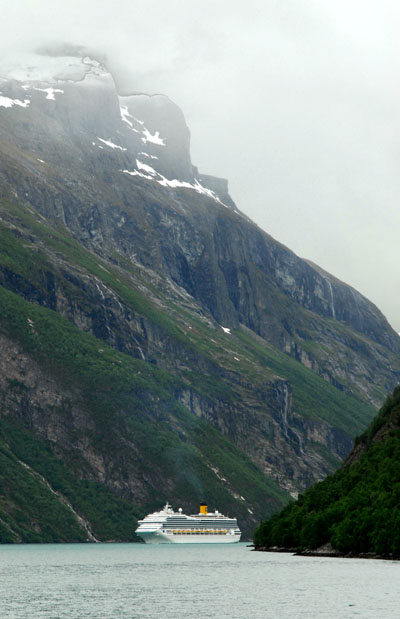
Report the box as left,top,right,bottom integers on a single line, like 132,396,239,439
0,198,376,435
254,386,400,555
0,197,380,541
0,418,140,543
236,329,375,436
0,282,288,539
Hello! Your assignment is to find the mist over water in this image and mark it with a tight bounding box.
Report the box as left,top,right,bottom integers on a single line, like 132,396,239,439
1,543,400,618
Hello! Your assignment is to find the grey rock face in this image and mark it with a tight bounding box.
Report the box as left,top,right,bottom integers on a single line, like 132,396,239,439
0,53,399,508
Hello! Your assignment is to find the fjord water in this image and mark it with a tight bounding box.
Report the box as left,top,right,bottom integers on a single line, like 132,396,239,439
1,543,399,618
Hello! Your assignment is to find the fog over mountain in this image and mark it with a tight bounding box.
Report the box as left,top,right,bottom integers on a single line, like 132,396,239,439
2,0,399,330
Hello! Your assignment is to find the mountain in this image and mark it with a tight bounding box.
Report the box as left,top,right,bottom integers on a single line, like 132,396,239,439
253,385,400,557
0,51,399,541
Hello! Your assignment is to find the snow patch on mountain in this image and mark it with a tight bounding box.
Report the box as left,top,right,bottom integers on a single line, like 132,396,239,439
136,160,158,176
0,94,30,109
34,87,64,101
0,53,234,215
119,105,139,132
121,168,153,181
139,152,158,160
121,161,228,206
97,137,127,151
141,128,166,146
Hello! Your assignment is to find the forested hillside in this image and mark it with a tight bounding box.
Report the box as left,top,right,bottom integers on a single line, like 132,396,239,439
254,386,400,556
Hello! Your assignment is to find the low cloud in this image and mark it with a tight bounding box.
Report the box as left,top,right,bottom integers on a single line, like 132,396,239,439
2,0,400,330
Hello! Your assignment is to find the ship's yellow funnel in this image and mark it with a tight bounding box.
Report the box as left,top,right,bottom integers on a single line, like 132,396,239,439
200,502,208,515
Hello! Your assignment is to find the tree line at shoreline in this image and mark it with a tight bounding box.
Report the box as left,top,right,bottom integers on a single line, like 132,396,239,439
254,386,400,556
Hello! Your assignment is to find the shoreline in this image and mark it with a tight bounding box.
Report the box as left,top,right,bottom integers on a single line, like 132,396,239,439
253,544,400,561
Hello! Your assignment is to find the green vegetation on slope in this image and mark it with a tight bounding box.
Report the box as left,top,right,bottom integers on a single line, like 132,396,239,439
0,199,186,342
0,418,140,543
0,281,182,419
0,196,382,543
254,386,400,555
0,441,87,544
236,329,375,436
0,282,288,539
127,414,289,532
0,198,375,436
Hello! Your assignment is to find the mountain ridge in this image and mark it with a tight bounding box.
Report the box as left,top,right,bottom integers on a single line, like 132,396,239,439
0,52,399,541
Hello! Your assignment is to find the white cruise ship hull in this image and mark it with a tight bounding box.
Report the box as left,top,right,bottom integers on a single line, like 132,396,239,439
138,531,241,544
135,502,242,544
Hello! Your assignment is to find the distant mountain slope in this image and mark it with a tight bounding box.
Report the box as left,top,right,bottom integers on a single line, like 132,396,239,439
0,52,399,540
0,275,288,540
0,416,139,543
0,197,376,505
0,55,398,408
254,386,400,556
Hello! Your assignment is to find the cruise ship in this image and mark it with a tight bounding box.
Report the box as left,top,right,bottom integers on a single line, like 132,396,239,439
135,502,241,543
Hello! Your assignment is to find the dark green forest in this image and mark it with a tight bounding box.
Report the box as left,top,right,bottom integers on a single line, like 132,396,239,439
254,386,400,556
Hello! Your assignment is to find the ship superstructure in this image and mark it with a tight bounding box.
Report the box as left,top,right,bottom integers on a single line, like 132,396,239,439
135,502,241,543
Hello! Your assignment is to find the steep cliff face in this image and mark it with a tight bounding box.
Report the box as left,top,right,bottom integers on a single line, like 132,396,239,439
0,280,290,540
0,201,368,502
0,52,399,540
1,55,398,406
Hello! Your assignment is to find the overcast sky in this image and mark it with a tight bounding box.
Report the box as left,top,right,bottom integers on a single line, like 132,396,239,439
3,1,400,331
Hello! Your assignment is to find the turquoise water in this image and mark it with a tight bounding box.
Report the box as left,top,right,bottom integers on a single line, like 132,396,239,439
0,542,399,618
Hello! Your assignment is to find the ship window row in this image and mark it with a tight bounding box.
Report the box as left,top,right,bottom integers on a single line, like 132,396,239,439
162,532,240,535
166,520,236,525
166,523,237,528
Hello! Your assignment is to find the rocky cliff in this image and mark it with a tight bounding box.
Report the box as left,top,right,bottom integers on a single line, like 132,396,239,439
0,51,399,541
